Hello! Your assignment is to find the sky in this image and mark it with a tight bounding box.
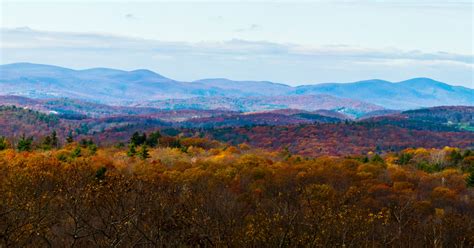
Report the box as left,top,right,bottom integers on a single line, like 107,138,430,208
0,0,473,87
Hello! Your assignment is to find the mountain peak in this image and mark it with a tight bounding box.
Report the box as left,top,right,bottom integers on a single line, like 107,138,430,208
398,77,442,84
129,69,158,75
397,77,453,90
0,62,74,71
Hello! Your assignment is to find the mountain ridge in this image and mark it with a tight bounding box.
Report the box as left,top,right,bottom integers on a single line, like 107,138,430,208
1,62,472,110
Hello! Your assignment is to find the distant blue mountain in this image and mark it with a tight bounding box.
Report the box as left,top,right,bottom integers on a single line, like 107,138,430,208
194,78,291,96
292,78,473,109
0,63,224,103
0,63,472,109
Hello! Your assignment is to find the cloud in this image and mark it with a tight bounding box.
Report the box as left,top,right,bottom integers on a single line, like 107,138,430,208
353,58,473,69
234,24,261,33
124,13,137,20
1,27,472,87
1,27,471,66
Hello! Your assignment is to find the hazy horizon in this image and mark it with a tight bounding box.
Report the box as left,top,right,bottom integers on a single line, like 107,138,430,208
2,61,473,89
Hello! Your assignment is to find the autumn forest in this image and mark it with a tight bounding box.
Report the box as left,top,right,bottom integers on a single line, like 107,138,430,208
1,120,474,247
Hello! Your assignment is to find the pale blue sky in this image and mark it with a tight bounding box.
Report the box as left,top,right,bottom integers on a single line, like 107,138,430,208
1,0,473,87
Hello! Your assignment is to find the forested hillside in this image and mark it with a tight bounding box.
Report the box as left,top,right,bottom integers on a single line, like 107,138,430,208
365,106,474,131
1,105,473,156
1,135,473,247
1,103,474,247
203,123,474,156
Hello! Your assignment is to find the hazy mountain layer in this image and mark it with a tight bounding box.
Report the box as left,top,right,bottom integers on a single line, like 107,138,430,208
1,63,472,110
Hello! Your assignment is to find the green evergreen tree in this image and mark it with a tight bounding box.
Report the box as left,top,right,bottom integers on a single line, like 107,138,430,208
138,145,150,160
130,132,140,146
130,132,147,146
17,134,33,152
282,146,292,160
467,171,474,187
127,143,137,157
71,146,82,158
462,149,472,158
397,153,413,165
371,153,384,163
95,166,107,181
51,131,58,148
88,143,98,155
66,132,74,144
361,156,369,163
0,136,7,150
146,131,161,147
41,135,52,150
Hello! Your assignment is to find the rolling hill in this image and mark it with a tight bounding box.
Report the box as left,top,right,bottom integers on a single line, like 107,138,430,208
364,106,474,132
292,78,473,109
1,63,472,110
0,63,224,104
0,104,472,152
137,95,383,117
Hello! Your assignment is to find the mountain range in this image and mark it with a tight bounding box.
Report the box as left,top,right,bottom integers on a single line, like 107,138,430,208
0,63,472,111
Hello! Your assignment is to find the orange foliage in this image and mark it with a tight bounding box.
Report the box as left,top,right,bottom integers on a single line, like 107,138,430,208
0,143,473,247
